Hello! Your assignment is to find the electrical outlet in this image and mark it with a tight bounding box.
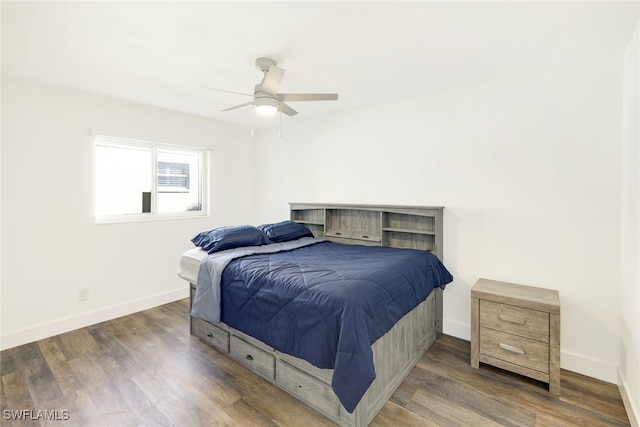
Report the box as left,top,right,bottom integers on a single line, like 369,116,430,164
78,288,89,301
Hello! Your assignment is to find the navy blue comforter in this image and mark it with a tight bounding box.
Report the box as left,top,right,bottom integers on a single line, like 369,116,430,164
219,241,453,412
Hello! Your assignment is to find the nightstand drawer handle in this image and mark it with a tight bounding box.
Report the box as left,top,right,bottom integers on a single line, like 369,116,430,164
499,343,525,354
499,315,526,325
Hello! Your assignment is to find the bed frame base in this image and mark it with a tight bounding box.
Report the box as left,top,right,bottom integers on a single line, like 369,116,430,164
190,284,441,426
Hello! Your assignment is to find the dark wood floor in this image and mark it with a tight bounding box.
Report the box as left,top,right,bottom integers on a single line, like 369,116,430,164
1,298,630,426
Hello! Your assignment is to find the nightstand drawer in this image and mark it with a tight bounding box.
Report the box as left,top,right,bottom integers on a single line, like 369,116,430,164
480,300,549,342
480,328,549,373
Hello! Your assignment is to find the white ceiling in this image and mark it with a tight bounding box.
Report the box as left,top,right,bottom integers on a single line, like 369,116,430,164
3,1,639,129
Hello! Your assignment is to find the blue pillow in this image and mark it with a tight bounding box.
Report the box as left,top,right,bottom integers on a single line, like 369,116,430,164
258,220,313,243
191,225,270,254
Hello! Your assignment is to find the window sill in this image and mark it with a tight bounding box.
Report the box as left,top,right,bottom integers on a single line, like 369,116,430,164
95,211,209,224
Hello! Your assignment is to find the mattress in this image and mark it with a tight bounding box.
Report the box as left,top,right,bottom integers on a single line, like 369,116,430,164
177,246,207,284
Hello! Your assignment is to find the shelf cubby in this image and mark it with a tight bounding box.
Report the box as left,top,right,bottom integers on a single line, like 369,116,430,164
290,203,444,260
290,207,325,237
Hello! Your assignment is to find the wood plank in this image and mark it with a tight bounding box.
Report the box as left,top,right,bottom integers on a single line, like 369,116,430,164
87,324,148,379
1,371,40,427
242,383,338,427
0,346,21,376
132,368,230,426
371,400,439,427
159,351,243,410
68,355,157,427
37,337,83,396
222,399,280,427
53,328,100,360
560,370,631,425
406,388,507,427
405,364,537,426
39,390,106,427
7,342,63,404
417,336,630,426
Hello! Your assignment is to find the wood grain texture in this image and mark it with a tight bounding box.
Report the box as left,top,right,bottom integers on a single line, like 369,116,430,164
471,278,561,395
549,313,561,395
479,328,550,373
471,278,560,314
190,286,438,427
479,300,550,342
289,203,444,259
1,300,630,427
187,202,447,426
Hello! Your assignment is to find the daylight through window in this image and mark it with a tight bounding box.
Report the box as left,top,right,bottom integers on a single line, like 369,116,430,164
94,135,209,223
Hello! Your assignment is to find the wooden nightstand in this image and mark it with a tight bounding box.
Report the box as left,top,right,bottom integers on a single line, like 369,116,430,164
471,278,561,395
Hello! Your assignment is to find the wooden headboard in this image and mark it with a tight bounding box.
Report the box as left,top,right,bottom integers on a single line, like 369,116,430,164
290,203,444,261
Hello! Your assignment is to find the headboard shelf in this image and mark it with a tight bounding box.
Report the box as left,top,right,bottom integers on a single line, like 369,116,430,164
290,203,444,260
324,230,382,246
382,227,436,235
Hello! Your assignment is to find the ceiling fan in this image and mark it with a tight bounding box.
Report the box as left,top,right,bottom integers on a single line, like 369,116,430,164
208,57,339,117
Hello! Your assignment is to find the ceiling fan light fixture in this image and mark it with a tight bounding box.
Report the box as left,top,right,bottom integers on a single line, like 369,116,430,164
254,97,279,116
213,57,337,120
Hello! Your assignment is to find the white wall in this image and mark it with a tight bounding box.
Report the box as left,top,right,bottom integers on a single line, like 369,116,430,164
0,43,634,421
3,54,627,389
620,19,640,427
0,77,258,349
1,36,634,420
256,62,624,383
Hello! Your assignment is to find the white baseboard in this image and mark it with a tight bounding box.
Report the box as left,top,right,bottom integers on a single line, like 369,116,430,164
0,287,189,351
445,322,619,384
561,349,619,384
443,319,471,341
619,368,639,427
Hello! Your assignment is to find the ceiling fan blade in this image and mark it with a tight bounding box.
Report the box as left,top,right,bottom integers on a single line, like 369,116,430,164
221,101,253,112
200,87,253,97
261,65,285,95
279,103,298,116
278,93,338,102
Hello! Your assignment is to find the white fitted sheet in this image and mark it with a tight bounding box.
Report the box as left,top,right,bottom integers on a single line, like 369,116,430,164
177,247,207,284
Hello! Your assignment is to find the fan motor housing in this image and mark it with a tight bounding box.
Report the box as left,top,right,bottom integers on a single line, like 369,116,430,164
255,57,277,72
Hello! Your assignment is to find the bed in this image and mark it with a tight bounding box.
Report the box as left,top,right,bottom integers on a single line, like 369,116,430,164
178,203,452,426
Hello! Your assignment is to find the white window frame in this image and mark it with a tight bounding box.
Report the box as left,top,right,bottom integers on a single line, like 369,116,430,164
94,134,211,224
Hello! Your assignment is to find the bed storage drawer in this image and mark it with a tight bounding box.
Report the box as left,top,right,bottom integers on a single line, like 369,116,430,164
191,317,230,352
230,336,275,380
276,359,340,419
278,352,333,383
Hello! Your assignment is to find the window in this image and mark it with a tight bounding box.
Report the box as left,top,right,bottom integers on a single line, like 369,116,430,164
94,135,210,223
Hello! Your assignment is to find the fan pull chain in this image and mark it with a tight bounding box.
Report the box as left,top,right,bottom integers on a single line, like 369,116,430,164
251,105,255,137
279,111,282,137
